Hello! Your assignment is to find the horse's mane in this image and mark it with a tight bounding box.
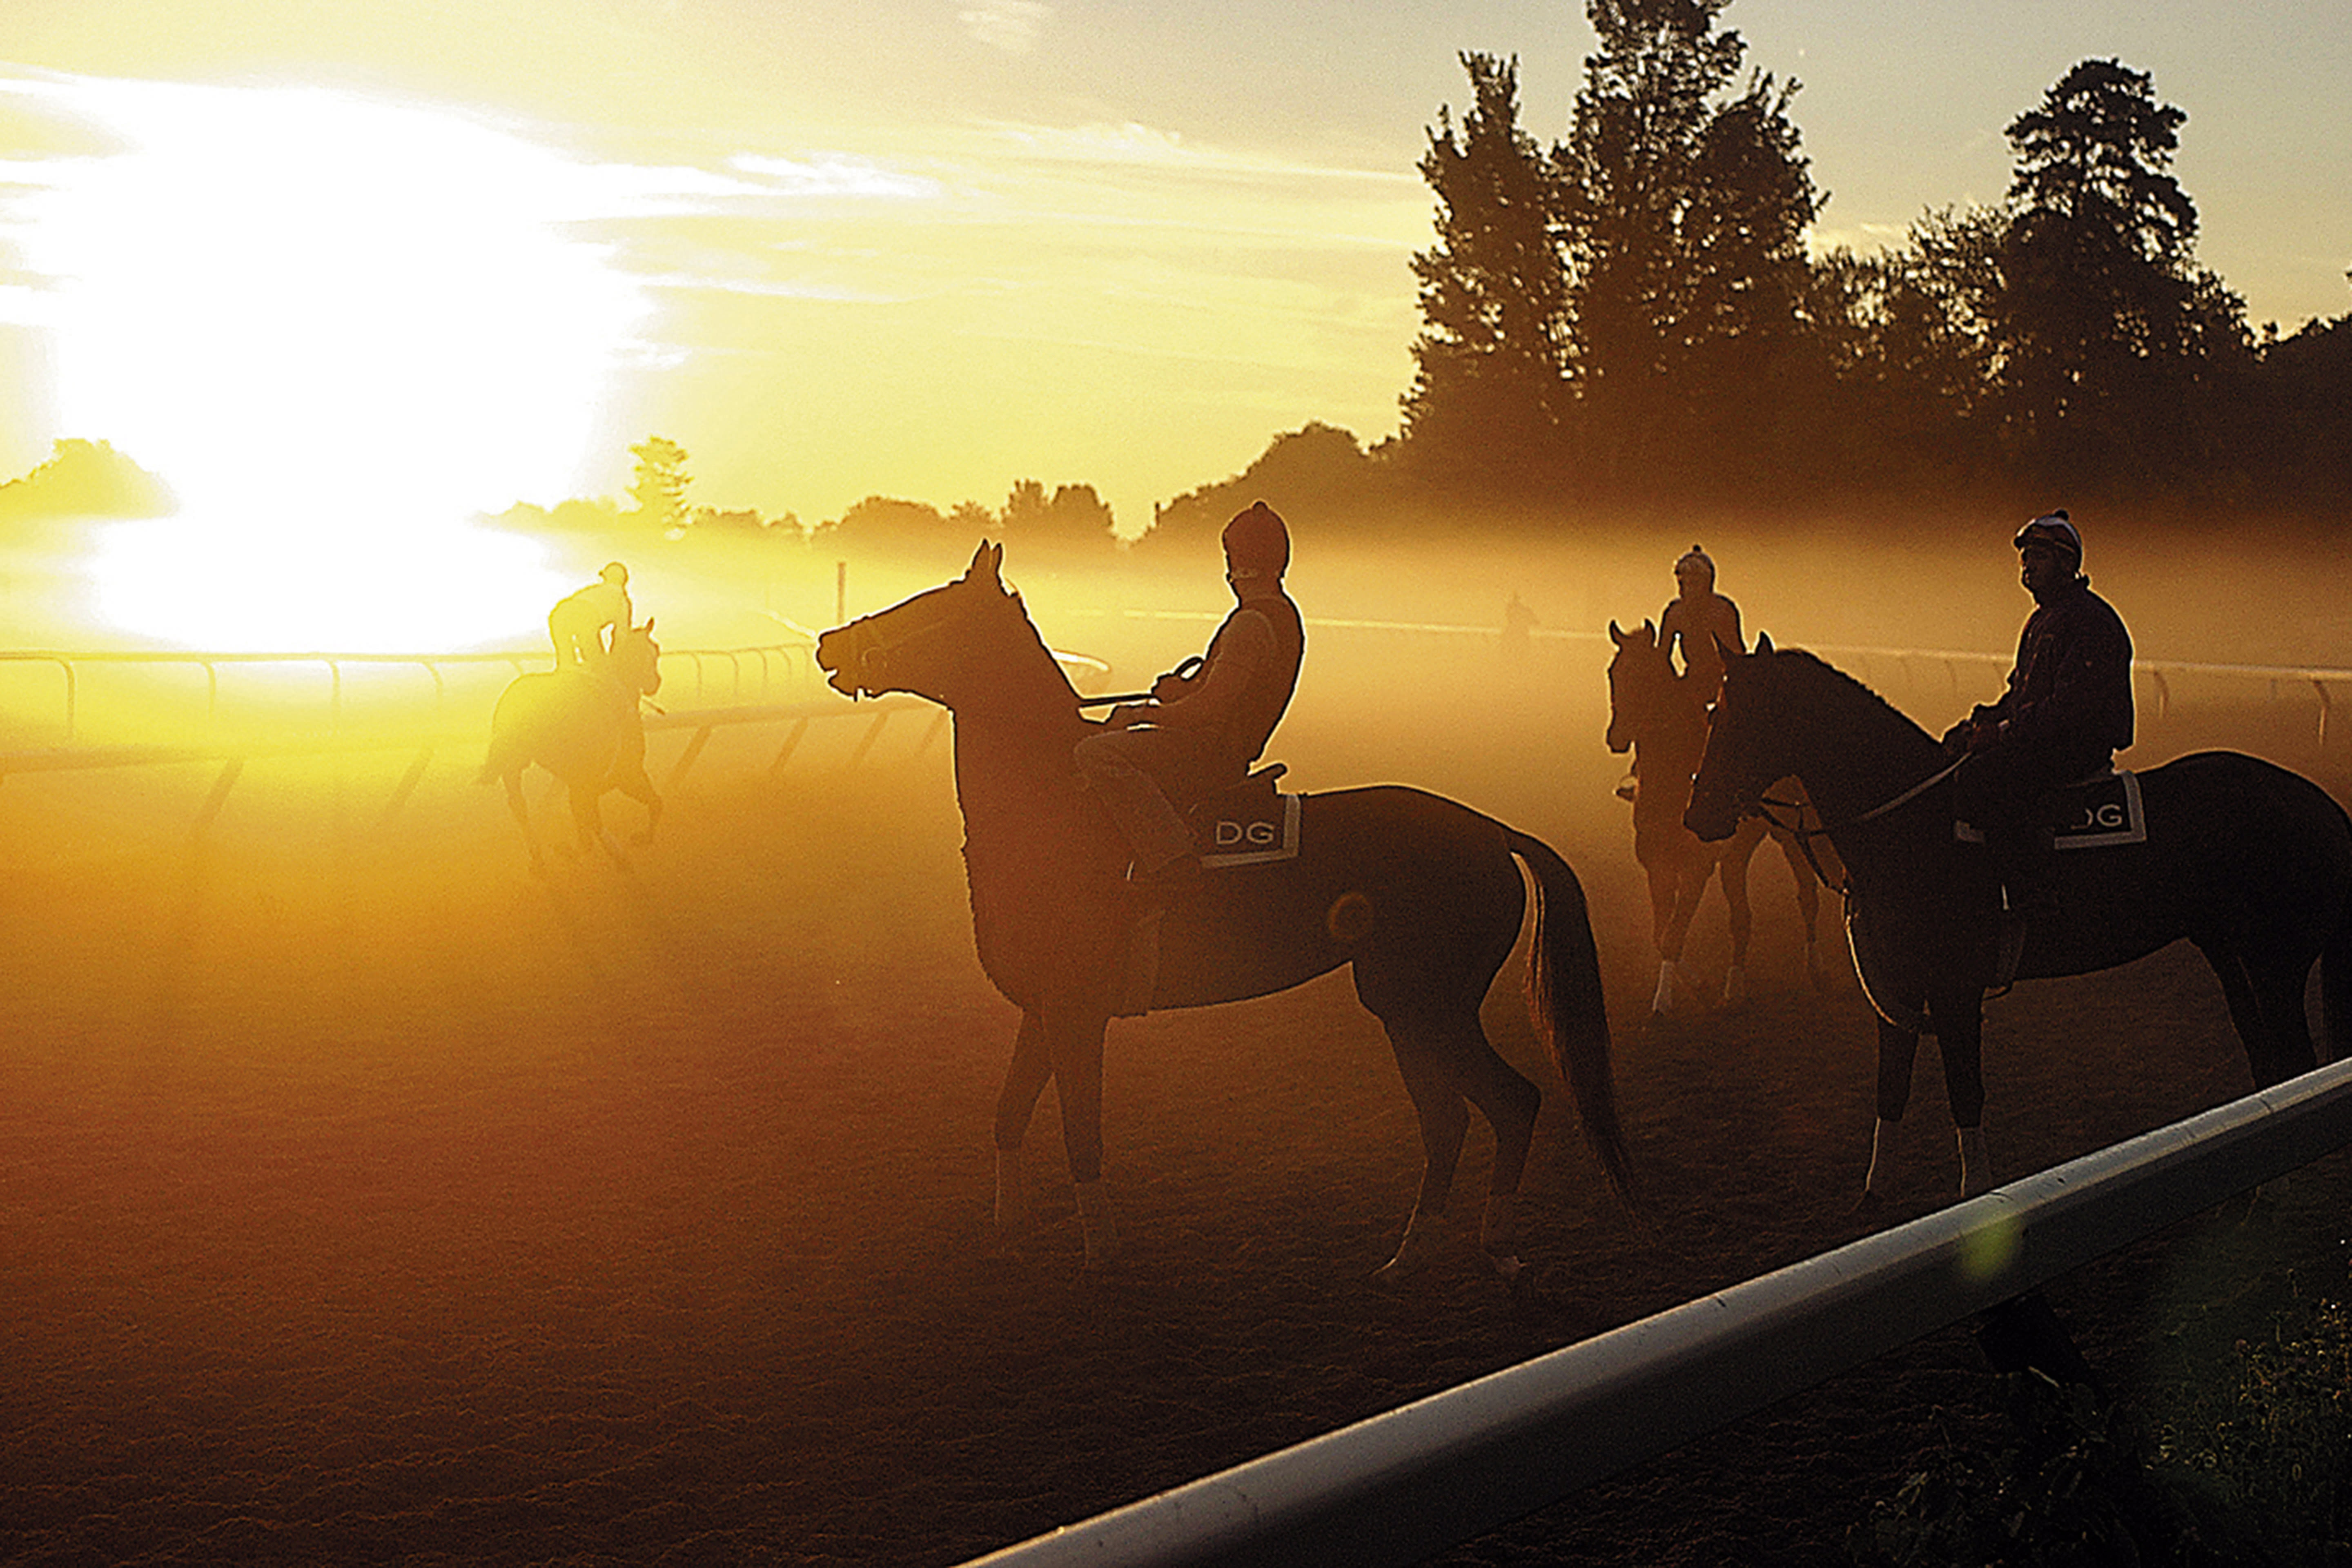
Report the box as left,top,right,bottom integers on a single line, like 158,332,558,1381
1765,646,1936,748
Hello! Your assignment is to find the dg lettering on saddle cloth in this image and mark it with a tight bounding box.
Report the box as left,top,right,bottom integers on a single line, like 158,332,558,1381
1956,769,2146,851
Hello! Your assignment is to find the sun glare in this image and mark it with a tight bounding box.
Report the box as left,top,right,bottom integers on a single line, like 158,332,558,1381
15,78,648,650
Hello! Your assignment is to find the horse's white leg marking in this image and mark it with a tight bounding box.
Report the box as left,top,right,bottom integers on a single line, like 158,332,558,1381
1479,1191,1525,1283
1956,1125,1992,1198
1074,1179,1119,1268
1651,958,1679,1016
1374,1205,1450,1283
993,1146,1032,1242
1863,1116,1896,1197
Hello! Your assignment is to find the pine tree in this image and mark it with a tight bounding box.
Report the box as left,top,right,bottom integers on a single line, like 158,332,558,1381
1401,53,1571,498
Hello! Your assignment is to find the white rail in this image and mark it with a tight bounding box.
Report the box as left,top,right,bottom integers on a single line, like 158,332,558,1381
960,1056,2352,1568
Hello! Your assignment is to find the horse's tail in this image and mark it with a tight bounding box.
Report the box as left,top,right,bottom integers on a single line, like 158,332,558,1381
1506,827,1636,1209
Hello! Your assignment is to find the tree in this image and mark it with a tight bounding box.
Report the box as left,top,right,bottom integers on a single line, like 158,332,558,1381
1555,0,1819,491
1401,53,1571,497
628,436,692,532
999,480,1116,556
1988,59,2237,489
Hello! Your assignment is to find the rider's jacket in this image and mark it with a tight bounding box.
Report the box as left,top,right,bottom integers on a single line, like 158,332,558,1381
1152,586,1304,770
1980,575,2134,761
1659,590,1743,705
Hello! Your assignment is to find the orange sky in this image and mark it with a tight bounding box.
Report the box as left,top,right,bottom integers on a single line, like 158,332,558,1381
2,0,2346,548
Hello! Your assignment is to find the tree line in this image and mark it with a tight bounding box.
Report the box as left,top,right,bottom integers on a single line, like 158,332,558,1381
1158,0,2351,550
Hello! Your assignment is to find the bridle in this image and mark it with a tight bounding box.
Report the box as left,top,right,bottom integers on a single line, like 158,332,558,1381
1708,667,1966,896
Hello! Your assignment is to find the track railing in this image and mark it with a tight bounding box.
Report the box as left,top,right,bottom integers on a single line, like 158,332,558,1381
960,1056,2352,1568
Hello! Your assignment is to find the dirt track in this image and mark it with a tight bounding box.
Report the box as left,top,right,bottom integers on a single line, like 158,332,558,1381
2,624,2348,1566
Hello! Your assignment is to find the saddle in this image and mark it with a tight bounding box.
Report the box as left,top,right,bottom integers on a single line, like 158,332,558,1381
1114,765,1299,1018
1954,767,2145,851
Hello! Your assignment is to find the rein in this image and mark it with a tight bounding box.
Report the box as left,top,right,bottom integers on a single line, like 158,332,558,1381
1748,756,1964,896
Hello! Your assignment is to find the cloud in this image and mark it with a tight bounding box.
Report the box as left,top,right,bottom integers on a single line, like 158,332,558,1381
959,0,1052,54
729,152,943,202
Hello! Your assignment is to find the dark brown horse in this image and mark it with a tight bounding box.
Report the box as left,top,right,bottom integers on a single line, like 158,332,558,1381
814,542,1633,1278
1686,636,2352,1200
1605,619,1833,1016
478,619,663,874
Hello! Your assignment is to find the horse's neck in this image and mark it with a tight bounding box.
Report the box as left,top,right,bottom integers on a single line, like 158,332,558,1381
1788,668,1944,827
1633,716,1706,822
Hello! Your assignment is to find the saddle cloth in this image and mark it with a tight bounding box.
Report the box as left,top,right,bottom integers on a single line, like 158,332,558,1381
1187,765,1301,868
1955,768,2145,850
1117,766,1298,1018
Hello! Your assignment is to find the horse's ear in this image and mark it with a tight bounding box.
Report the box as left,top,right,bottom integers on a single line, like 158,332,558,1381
1608,619,1626,646
966,539,1002,585
1753,631,1773,656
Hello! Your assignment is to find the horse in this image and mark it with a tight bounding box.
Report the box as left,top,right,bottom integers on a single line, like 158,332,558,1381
1605,619,1834,1015
813,541,1633,1278
478,618,664,874
1685,635,2352,1201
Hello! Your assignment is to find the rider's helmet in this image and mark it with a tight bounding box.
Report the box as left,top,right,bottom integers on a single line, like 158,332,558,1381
599,561,630,587
1222,501,1290,579
2012,511,2081,567
1674,545,1715,589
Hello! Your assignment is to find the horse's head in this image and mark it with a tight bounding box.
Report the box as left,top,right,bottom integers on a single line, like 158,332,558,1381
611,618,663,698
1604,618,1691,755
1685,632,1788,842
815,541,1057,711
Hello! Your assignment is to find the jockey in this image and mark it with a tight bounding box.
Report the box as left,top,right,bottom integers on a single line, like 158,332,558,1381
550,562,634,673
1940,510,2134,919
1074,501,1305,895
1658,544,1744,709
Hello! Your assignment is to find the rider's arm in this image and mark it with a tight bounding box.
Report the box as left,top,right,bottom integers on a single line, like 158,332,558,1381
1152,610,1272,733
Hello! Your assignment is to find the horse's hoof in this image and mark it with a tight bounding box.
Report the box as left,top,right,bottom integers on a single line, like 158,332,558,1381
1849,1188,1886,1219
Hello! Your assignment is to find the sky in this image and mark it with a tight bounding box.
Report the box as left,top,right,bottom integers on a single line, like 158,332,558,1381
0,0,2346,577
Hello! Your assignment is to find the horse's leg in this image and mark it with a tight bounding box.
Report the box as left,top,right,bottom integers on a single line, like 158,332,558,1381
2201,941,2320,1089
1449,1015,1544,1280
1716,825,1760,1007
501,771,548,875
1927,990,1991,1198
568,782,624,864
1650,856,1708,1016
1778,829,1830,990
1039,1003,1118,1267
990,1011,1055,1244
612,762,663,846
1860,1015,1925,1209
1370,1009,1475,1283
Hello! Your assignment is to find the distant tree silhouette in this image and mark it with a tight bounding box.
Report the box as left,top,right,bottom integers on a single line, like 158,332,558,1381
810,496,965,562
998,479,1117,556
0,438,175,520
628,436,693,532
1402,53,1570,498
1989,59,2244,492
1139,423,1398,558
1554,0,1819,494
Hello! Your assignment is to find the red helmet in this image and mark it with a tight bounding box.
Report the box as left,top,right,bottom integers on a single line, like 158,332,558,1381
1221,501,1290,577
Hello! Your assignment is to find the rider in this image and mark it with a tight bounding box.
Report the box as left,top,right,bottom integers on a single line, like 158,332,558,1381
1940,511,2134,919
1658,544,1744,709
1073,501,1305,894
550,562,634,673
1617,545,1743,801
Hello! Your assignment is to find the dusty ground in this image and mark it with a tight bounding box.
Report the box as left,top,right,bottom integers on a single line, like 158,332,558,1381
2,617,2348,1566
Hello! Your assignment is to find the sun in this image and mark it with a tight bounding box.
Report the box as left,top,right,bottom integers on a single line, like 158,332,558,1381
15,78,650,650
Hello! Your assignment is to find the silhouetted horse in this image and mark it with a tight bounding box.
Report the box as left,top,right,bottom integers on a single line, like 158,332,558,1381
814,542,1633,1278
1606,619,1832,1015
1686,636,2352,1200
479,619,663,874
